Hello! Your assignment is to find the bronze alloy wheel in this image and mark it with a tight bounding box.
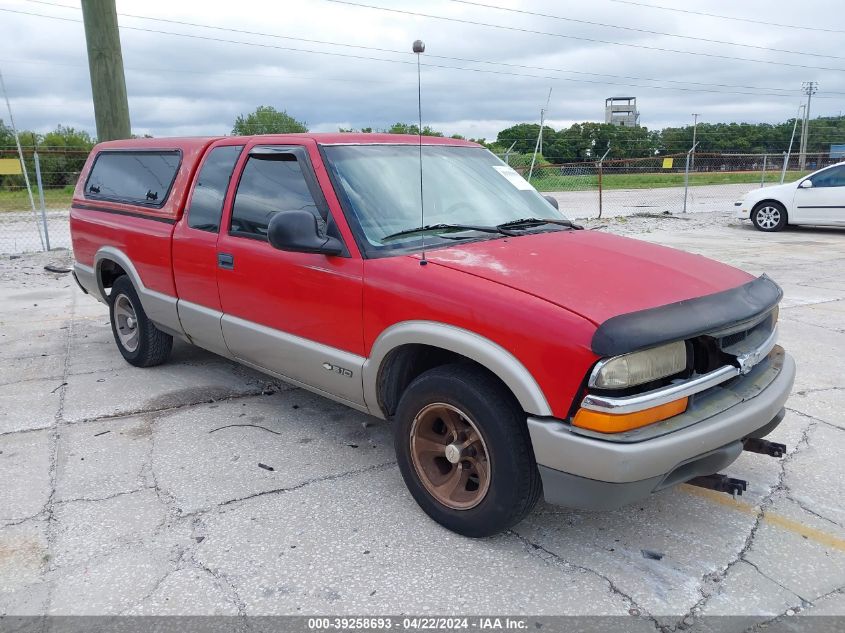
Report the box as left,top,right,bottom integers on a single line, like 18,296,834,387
409,402,491,510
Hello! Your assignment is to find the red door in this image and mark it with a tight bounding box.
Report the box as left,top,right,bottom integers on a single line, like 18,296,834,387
215,141,366,406
172,141,245,357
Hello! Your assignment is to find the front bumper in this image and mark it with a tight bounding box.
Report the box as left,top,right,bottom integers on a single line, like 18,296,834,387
735,201,750,219
527,350,795,510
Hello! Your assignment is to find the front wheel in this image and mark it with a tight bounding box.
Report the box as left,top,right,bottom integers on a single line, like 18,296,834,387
752,202,787,232
393,364,542,537
109,275,173,367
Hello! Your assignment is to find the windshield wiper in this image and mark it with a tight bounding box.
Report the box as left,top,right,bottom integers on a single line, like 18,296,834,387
380,223,510,243
496,217,578,231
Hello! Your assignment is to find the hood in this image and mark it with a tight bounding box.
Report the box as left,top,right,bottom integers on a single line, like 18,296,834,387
742,181,796,203
421,230,754,326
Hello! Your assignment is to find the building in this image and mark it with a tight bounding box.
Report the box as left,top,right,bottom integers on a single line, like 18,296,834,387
830,144,845,159
605,97,639,127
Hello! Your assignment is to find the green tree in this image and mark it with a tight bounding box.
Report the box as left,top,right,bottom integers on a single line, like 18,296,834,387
232,106,308,135
496,123,544,155
38,125,95,186
386,122,444,136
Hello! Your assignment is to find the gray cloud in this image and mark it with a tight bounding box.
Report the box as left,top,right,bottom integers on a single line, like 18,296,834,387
2,0,843,142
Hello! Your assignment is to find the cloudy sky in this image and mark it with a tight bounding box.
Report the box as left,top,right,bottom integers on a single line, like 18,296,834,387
2,0,844,141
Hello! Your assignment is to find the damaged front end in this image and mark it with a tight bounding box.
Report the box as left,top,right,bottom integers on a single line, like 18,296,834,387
528,275,796,509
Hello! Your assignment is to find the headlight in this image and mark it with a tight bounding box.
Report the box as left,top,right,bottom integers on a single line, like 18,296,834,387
589,341,687,390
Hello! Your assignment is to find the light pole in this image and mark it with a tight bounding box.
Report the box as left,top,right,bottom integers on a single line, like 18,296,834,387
691,113,700,170
781,103,804,183
798,81,818,171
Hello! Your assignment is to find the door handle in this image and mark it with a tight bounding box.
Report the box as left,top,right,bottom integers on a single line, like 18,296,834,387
217,253,234,270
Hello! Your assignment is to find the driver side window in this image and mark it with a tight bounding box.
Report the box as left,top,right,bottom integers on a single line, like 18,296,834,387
809,165,845,188
230,153,324,239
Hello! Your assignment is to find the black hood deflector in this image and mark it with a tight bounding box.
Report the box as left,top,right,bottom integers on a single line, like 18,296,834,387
591,275,782,357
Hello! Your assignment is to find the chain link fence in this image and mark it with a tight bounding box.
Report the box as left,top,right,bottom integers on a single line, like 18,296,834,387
0,148,841,254
513,152,840,220
0,147,84,255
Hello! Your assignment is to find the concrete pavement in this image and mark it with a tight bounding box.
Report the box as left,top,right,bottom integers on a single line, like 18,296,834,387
0,213,843,627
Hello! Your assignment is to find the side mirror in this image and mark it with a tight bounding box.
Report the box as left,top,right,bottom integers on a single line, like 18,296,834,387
543,194,559,210
799,179,813,189
267,210,343,255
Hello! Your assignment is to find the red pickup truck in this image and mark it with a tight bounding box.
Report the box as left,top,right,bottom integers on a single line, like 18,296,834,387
70,134,795,537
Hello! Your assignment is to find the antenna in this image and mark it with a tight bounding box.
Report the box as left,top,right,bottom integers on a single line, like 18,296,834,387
413,39,427,266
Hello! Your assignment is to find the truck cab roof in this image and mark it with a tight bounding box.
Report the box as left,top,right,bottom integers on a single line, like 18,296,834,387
91,133,480,151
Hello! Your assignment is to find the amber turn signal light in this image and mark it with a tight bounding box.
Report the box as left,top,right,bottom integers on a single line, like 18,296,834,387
573,397,688,433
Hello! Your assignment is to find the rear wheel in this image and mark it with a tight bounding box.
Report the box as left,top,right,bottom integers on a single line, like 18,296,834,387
109,275,172,367
393,364,542,537
752,202,787,232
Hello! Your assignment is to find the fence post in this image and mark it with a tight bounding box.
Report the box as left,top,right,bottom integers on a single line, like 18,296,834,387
683,143,699,214
33,152,51,251
596,146,610,219
760,153,768,187
1,67,45,250
597,161,603,219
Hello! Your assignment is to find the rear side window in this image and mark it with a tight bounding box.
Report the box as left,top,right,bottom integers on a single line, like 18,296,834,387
230,153,322,239
187,145,243,232
85,150,181,207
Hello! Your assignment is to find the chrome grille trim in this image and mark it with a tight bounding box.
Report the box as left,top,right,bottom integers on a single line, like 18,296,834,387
582,326,779,415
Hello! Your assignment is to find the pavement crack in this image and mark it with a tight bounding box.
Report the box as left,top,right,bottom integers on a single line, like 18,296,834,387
1,510,48,528
216,461,397,511
126,566,183,613
188,553,248,616
785,406,843,432
208,423,282,436
61,389,269,426
677,417,817,628
785,494,844,530
54,486,156,506
510,530,661,630
744,559,810,604
42,288,76,614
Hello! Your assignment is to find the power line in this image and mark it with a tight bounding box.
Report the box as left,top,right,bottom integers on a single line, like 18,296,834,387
320,0,845,72
447,0,843,60
0,57,406,86
602,0,845,35
3,7,837,100
22,0,823,97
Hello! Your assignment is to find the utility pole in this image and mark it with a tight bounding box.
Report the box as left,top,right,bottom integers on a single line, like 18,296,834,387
781,103,804,183
81,0,131,141
798,81,818,171
528,88,553,182
691,113,700,169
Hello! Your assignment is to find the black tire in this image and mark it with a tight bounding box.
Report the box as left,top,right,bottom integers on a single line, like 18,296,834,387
108,275,172,367
751,201,787,232
393,364,542,537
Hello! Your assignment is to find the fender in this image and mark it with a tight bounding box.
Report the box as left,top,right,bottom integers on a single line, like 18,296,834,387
93,246,185,338
362,320,553,418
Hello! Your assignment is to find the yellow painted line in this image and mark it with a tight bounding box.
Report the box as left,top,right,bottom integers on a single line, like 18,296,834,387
680,484,845,552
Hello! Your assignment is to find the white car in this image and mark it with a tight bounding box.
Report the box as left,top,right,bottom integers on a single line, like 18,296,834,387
736,161,845,231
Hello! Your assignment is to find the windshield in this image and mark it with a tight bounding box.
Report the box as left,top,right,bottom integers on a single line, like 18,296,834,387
322,145,568,255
